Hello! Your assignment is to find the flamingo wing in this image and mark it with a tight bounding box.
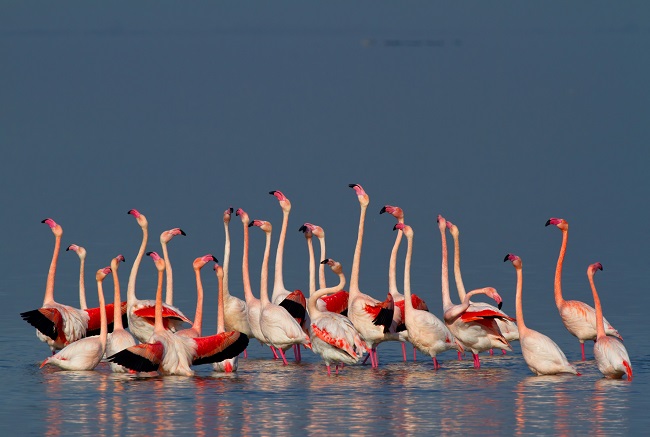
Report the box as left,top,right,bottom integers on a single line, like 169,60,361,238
84,304,119,336
461,309,516,323
133,305,192,323
107,342,164,373
311,323,357,358
411,293,429,311
279,290,307,325
321,290,349,315
20,308,62,341
365,294,394,333
191,332,249,366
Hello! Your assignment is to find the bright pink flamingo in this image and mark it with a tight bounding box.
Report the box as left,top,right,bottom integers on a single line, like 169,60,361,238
107,252,249,375
251,219,311,365
546,218,621,360
438,215,512,369
213,263,240,372
394,223,459,369
125,209,191,343
159,227,186,306
347,184,399,368
41,267,111,370
309,259,368,375
504,254,579,375
587,262,632,380
176,254,219,338
105,254,136,373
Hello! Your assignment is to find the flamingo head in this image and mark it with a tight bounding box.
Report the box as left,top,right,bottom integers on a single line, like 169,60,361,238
213,263,224,279
42,218,63,237
194,254,218,270
504,253,522,269
160,228,186,244
446,220,460,238
588,262,603,277
96,266,112,281
298,223,312,238
236,208,249,224
128,209,148,228
349,183,369,206
250,219,272,233
270,190,291,212
380,205,404,221
223,207,233,224
321,258,343,274
437,214,447,232
483,287,503,310
146,251,165,272
111,254,126,271
394,223,413,238
66,244,87,260
545,217,568,231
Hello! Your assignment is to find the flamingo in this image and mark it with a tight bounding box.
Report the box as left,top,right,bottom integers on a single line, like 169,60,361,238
438,215,512,369
213,263,239,373
299,223,348,315
545,218,621,360
309,259,368,375
251,219,311,365
587,262,632,380
159,227,186,306
394,223,459,369
380,205,429,362
176,254,219,338
346,184,399,368
40,267,111,371
125,209,191,343
107,252,248,375
446,219,519,354
504,254,579,375
105,254,136,373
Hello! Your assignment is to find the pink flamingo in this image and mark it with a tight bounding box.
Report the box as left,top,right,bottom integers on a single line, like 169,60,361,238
446,220,518,354
438,215,512,369
309,259,368,375
394,223,459,369
504,254,579,375
105,254,136,373
546,218,621,360
176,254,219,338
213,263,239,372
159,227,186,306
347,184,399,368
125,209,191,343
41,267,111,371
587,262,632,380
251,219,311,365
107,252,248,375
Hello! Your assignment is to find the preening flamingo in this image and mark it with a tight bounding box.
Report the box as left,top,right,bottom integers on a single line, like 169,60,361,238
347,184,399,368
125,209,191,343
176,254,219,338
438,215,512,369
587,263,632,380
105,254,136,373
41,267,111,371
213,263,239,373
308,259,368,375
545,218,621,360
504,254,578,376
159,227,186,306
251,219,311,365
446,220,518,353
394,223,459,370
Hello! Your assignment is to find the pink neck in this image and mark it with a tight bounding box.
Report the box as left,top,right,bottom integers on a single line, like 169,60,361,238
403,232,413,312
589,273,606,338
217,273,225,333
97,279,107,347
350,203,367,295
514,266,526,331
452,232,467,301
161,241,174,306
554,229,568,308
440,226,452,309
191,268,204,336
307,236,315,296
241,221,254,303
308,271,346,317
112,269,123,330
223,221,231,296
260,231,272,305
78,257,87,310
317,236,326,289
273,209,289,297
389,229,403,297
127,225,148,306
43,233,61,305
154,270,164,332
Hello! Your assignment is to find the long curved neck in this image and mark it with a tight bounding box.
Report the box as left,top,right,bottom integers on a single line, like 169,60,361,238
317,236,326,289
588,273,606,338
403,233,413,312
445,287,487,323
191,268,204,335
451,231,467,301
440,226,453,309
307,236,316,296
43,233,61,305
273,209,290,297
154,269,164,332
78,257,87,309
223,221,231,297
308,271,346,316
514,266,526,331
241,222,255,303
260,231,272,305
97,279,107,347
350,202,367,295
127,225,147,306
554,229,568,308
217,272,225,333
112,269,123,330
388,229,403,297
161,241,174,306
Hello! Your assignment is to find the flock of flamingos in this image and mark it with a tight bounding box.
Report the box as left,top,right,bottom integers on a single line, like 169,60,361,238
22,184,633,381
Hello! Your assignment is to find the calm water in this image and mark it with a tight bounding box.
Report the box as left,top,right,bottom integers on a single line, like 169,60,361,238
2,3,649,436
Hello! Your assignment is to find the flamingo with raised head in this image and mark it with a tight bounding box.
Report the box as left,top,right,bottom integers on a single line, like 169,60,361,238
105,254,136,373
587,262,632,380
438,215,512,369
176,254,219,338
213,263,240,373
504,254,579,375
346,184,399,368
66,244,88,310
125,209,191,343
159,227,186,306
309,259,368,375
251,219,311,365
394,223,459,369
545,218,621,360
41,267,111,371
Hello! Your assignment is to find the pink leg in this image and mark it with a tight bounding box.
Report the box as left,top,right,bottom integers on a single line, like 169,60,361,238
270,346,279,359
335,365,339,375
293,344,301,362
243,349,248,359
489,349,494,356
581,343,586,361
502,349,507,355
473,353,481,369
457,351,463,361
401,343,407,362
433,357,440,370
277,348,289,366
413,346,417,362
374,348,380,367
327,365,331,376
362,353,370,365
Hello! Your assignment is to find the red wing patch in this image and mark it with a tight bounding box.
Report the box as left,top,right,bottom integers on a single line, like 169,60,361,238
311,324,356,357
460,310,515,322
107,342,164,373
192,332,249,366
322,290,349,315
134,306,192,323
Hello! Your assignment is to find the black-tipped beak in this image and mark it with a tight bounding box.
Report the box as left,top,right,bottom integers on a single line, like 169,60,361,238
235,210,240,216
248,222,254,227
393,224,398,231
380,206,387,214
269,191,276,195
211,255,218,263
503,254,510,262
229,207,234,214
180,229,187,236
321,259,330,264
120,257,126,263
41,219,47,223
146,251,153,256
599,265,603,271
498,302,503,310
545,219,551,226
348,183,357,188
298,225,307,233
66,246,71,251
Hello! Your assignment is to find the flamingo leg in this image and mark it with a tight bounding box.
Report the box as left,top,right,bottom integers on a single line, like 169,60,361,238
335,365,339,375
433,357,440,370
243,349,248,359
373,348,380,368
327,365,331,376
413,346,417,362
270,346,279,360
401,343,407,362
362,353,370,365
489,349,494,356
473,353,481,369
277,348,289,365
581,342,586,361
502,349,507,355
457,351,463,361
292,344,301,362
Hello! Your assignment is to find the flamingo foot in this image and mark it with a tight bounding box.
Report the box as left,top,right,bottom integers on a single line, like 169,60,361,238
401,342,407,362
